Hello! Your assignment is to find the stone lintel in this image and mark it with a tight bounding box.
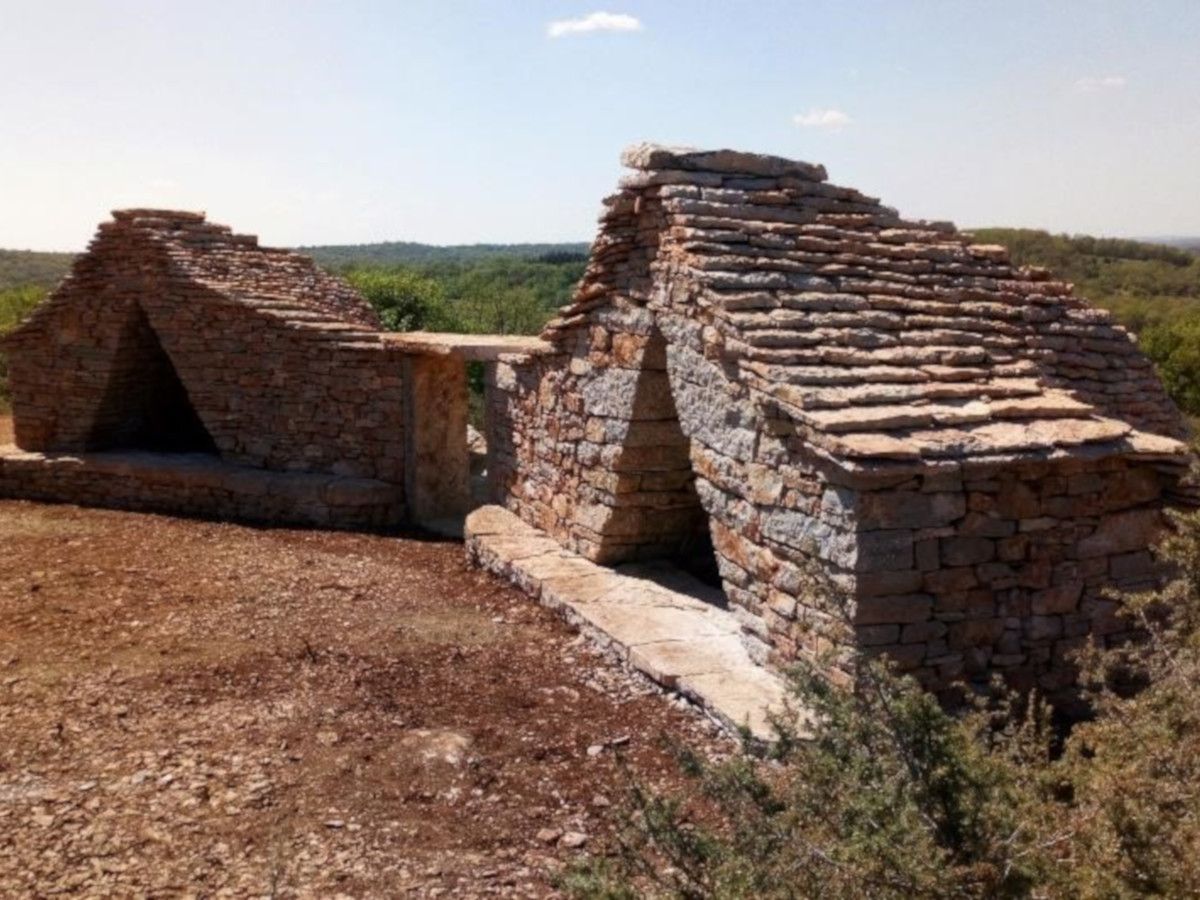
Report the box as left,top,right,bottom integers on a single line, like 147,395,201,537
384,332,553,362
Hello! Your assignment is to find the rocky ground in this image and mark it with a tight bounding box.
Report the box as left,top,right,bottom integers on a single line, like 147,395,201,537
0,421,730,897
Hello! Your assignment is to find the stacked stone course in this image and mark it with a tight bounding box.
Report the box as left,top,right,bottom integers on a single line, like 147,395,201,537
2,210,412,527
489,144,1193,698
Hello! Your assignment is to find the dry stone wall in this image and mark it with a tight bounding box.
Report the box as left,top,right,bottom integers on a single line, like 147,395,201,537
0,448,401,529
2,210,411,527
489,309,708,565
491,144,1193,701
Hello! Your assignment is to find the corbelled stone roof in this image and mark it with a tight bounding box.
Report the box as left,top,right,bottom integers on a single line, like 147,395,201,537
544,144,1190,468
105,209,382,330
5,210,387,361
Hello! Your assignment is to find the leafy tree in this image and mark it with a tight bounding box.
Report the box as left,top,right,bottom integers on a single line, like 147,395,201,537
1139,316,1200,415
343,268,459,332
340,256,584,337
0,284,45,409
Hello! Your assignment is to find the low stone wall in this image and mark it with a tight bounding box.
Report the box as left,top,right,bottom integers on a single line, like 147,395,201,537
0,447,403,529
5,211,405,486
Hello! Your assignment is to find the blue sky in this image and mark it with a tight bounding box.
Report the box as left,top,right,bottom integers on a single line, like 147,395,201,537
2,1,1198,250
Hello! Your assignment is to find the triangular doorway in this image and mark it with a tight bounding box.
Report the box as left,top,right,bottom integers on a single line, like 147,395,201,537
86,305,218,453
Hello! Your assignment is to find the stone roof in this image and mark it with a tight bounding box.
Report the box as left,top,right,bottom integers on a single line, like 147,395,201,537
544,144,1190,469
108,209,381,330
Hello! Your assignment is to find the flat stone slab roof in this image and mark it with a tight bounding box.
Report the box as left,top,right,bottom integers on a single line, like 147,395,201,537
382,332,553,361
465,504,799,740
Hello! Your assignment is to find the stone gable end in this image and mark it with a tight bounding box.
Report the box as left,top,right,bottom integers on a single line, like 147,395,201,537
488,144,1194,702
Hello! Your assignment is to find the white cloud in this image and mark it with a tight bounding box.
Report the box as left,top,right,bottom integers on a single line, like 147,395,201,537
793,108,852,131
1073,75,1127,93
546,11,642,38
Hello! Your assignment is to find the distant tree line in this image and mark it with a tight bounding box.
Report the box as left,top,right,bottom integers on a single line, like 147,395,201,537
302,239,590,268
0,249,73,292
341,255,586,336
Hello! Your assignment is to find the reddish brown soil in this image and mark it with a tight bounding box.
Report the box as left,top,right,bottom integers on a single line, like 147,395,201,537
0,413,12,444
0,484,726,896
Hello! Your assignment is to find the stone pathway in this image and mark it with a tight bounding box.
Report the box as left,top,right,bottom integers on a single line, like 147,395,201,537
465,506,799,740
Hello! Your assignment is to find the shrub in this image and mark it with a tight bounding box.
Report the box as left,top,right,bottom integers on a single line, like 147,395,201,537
567,657,1058,900
0,284,45,409
1058,510,1200,897
568,511,1200,899
343,268,460,332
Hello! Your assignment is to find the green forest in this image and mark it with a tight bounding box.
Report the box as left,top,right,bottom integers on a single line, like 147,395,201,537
301,239,590,268
337,252,586,335
4,231,1200,414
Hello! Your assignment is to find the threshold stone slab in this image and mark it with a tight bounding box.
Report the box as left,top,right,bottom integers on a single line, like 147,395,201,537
465,505,800,740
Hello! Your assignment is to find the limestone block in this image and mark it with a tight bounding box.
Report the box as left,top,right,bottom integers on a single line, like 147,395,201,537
854,594,932,625
854,529,915,573
1031,581,1083,615
948,618,1005,648
941,536,995,566
1076,509,1162,558
854,490,966,531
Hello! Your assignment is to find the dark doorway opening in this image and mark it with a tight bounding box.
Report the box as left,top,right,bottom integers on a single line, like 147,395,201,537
605,327,725,595
86,305,218,454
670,518,724,590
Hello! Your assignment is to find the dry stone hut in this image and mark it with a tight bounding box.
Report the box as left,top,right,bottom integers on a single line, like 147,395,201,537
0,209,531,528
483,144,1193,700
2,150,1193,703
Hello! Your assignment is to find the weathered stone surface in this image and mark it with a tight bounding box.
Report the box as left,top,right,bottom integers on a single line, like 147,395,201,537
854,490,966,531
1031,581,1083,615
854,594,933,625
0,209,431,527
478,144,1191,708
941,536,995,566
1077,509,1164,558
0,447,402,528
465,506,797,741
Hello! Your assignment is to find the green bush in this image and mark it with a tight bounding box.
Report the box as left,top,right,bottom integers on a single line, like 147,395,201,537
568,663,1057,899
1059,510,1200,897
0,284,45,410
343,268,459,332
341,256,584,337
1139,316,1200,415
567,510,1200,899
